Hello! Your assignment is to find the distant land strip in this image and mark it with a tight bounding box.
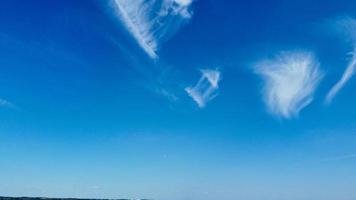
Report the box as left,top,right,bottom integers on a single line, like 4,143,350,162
0,197,150,200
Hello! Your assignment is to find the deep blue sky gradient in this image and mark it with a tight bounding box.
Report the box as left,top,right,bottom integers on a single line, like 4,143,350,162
1,1,356,200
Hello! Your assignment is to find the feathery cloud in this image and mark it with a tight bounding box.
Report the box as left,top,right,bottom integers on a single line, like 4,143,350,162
326,17,356,104
113,0,193,59
185,69,221,108
255,51,323,118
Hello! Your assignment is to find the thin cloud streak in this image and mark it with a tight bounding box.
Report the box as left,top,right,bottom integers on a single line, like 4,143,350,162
325,17,356,104
255,51,323,118
185,69,221,108
326,49,356,104
322,154,356,162
113,0,193,59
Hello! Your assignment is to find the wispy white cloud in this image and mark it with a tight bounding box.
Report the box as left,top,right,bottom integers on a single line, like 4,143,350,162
185,69,221,108
255,51,323,118
326,17,356,104
113,0,193,59
326,49,356,104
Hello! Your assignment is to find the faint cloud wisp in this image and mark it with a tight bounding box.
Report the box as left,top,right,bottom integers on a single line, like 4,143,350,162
185,69,221,108
0,98,17,110
255,51,323,118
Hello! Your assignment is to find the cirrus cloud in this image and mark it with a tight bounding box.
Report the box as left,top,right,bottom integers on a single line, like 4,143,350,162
112,0,194,59
255,51,323,118
326,49,356,104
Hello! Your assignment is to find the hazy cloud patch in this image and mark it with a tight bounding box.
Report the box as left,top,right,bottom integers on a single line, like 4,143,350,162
0,98,17,110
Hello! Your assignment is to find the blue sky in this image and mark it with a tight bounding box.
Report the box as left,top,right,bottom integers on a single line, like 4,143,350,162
1,0,356,200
